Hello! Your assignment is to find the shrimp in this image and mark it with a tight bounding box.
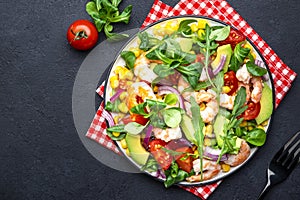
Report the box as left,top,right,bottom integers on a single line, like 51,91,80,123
177,75,195,101
126,82,156,110
219,93,235,110
224,139,250,167
236,64,252,84
196,89,219,123
152,126,182,142
186,159,221,182
251,76,263,103
133,53,162,83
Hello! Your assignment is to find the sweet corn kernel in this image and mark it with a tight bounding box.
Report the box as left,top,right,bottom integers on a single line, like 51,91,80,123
197,19,208,29
205,124,213,136
197,29,205,38
251,52,257,60
190,23,198,32
120,139,127,149
248,126,254,131
118,102,129,113
194,150,199,157
261,120,269,127
222,86,231,94
112,132,120,137
110,75,119,89
257,125,265,130
153,86,159,93
221,163,231,172
240,121,248,127
119,92,128,101
129,47,141,58
113,116,120,124
126,148,130,156
200,103,206,111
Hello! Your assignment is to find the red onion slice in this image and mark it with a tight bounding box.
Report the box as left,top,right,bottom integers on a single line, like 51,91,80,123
157,86,185,110
203,146,227,161
212,54,227,75
102,109,115,127
110,88,125,102
166,138,192,150
143,125,153,147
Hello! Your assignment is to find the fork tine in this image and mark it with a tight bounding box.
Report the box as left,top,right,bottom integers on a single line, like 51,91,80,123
287,145,300,170
276,131,300,163
282,139,300,166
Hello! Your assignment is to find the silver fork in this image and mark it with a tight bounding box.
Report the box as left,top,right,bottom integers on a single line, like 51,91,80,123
257,130,300,199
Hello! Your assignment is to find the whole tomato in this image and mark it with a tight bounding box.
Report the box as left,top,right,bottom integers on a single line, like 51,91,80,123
67,19,98,51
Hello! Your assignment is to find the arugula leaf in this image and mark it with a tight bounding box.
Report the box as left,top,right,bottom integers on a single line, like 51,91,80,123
105,99,120,112
232,87,247,117
120,51,136,69
190,96,205,179
246,62,267,76
107,124,125,132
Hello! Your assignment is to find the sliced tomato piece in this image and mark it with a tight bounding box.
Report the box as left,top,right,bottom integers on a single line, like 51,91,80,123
217,28,246,49
149,139,172,170
130,114,149,126
241,101,261,120
224,71,239,95
174,146,194,173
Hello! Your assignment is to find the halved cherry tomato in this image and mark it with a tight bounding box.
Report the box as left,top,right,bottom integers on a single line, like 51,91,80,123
130,114,149,125
224,71,239,95
149,139,172,170
67,19,98,51
174,146,194,173
241,101,261,120
218,28,246,49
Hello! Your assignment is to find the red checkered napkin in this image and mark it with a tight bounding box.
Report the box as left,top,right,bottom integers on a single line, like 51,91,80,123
86,0,297,199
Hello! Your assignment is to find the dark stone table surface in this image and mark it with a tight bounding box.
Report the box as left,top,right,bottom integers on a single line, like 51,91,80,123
1,0,300,199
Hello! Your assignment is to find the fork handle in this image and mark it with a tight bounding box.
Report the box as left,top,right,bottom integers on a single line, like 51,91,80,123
257,181,271,200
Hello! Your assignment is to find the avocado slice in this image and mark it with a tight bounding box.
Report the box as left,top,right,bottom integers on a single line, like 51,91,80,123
255,83,273,124
211,44,233,72
176,38,194,52
213,114,227,147
180,114,197,144
125,134,150,165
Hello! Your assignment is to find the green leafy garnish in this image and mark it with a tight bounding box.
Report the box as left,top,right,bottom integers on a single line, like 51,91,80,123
190,96,205,180
246,62,267,76
120,51,136,69
229,42,251,72
86,0,132,42
209,26,230,41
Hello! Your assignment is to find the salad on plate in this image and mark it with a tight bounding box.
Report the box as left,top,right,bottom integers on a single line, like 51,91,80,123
103,17,274,187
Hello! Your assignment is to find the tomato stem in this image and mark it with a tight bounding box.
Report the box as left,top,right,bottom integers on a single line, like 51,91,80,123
71,29,88,41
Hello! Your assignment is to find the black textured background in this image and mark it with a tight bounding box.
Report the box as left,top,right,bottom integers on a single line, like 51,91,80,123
1,0,300,199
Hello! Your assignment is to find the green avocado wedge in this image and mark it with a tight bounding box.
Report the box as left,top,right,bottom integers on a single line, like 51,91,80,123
125,134,150,165
255,83,273,124
211,44,232,73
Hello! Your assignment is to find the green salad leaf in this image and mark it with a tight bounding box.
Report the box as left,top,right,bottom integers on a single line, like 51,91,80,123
86,0,132,42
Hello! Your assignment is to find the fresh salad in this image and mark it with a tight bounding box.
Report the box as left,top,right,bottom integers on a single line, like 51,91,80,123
103,17,273,187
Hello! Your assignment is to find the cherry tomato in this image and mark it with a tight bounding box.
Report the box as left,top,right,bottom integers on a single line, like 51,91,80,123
67,19,98,51
218,28,246,49
149,139,172,170
241,101,261,120
174,146,194,173
130,114,149,126
224,71,239,95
